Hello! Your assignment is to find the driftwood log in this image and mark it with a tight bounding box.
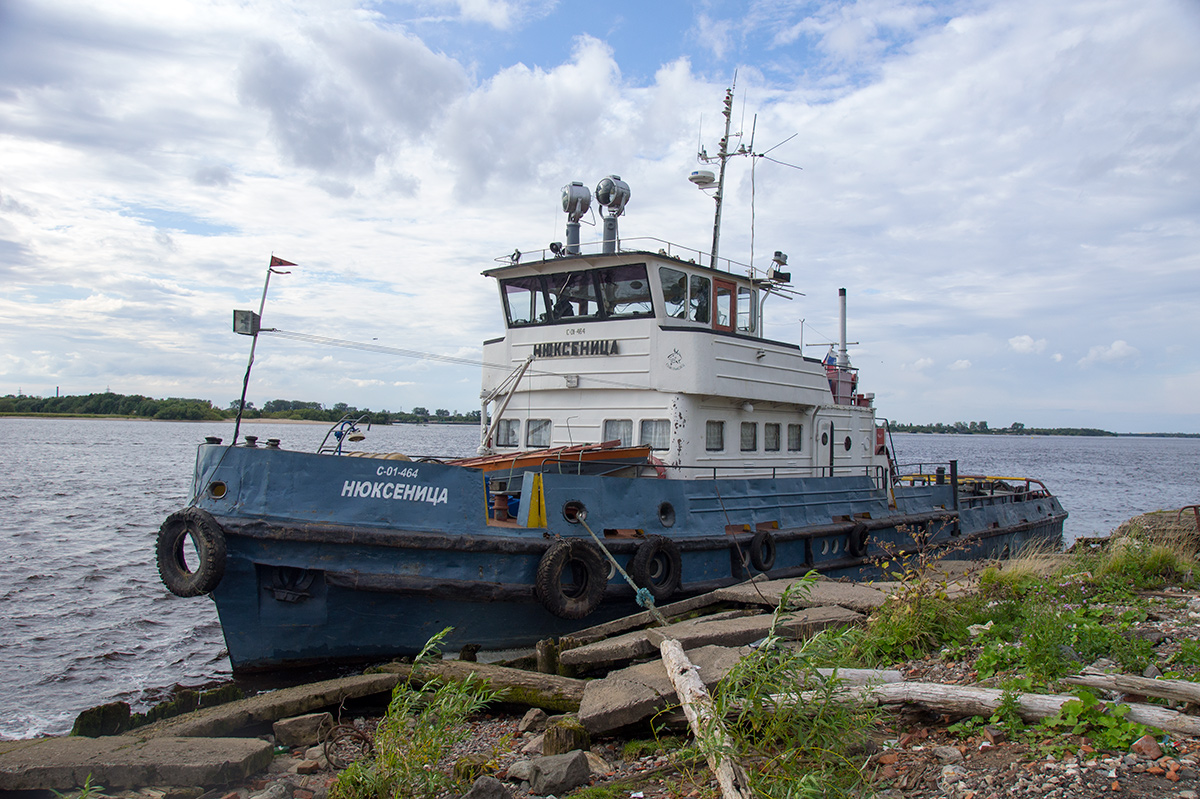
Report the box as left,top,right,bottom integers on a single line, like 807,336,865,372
1063,673,1200,706
377,660,584,713
659,638,753,799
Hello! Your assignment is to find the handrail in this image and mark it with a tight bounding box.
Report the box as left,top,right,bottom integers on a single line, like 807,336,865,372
493,236,755,277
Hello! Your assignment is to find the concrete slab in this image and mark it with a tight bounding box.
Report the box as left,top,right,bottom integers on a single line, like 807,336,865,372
713,577,888,614
578,645,746,735
133,673,399,739
0,735,272,791
561,606,863,670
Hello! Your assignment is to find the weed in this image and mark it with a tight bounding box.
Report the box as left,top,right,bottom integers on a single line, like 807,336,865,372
710,573,875,797
622,735,686,760
1034,689,1158,755
51,775,102,799
329,628,501,799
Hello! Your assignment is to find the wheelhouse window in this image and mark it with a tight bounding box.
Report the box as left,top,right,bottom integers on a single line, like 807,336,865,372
526,419,552,448
496,419,520,448
640,419,670,450
659,267,711,323
714,279,735,331
500,264,653,328
740,422,757,452
764,423,780,452
787,424,803,452
705,420,724,451
737,285,756,333
603,419,632,447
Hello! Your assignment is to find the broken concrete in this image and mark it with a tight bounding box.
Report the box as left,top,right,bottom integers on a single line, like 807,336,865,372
578,644,746,734
713,576,888,614
561,605,863,670
0,735,272,791
132,673,399,739
272,712,332,747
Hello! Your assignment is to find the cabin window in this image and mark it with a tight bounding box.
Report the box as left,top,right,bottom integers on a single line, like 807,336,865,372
547,271,601,321
526,419,552,448
603,419,633,447
740,422,757,452
737,285,756,333
714,279,735,331
598,265,653,318
502,276,549,326
764,423,781,452
640,419,670,450
705,420,724,451
659,268,710,323
496,419,520,448
788,424,803,451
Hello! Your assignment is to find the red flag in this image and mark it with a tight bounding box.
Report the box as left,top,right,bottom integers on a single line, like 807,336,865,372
270,256,296,267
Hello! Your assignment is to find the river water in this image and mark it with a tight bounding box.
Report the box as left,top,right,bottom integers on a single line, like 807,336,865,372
1,419,1197,739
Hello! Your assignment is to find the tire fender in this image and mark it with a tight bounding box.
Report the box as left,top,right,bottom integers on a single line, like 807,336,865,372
157,508,227,597
534,540,607,619
749,530,777,572
849,522,870,558
629,535,682,601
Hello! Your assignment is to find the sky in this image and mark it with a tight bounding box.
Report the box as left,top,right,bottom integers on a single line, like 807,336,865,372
1,0,1198,433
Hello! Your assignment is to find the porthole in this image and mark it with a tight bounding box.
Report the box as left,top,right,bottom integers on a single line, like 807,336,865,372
821,431,829,446
562,500,587,524
209,481,227,499
820,540,829,555
844,436,852,452
832,539,841,554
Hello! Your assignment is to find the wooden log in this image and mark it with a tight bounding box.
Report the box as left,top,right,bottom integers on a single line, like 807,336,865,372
1062,673,1200,706
865,682,1200,737
377,660,585,713
659,638,753,799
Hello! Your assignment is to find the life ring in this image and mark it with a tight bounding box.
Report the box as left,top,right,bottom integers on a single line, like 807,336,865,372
629,535,682,601
749,530,777,571
849,523,870,558
156,508,227,597
534,540,607,619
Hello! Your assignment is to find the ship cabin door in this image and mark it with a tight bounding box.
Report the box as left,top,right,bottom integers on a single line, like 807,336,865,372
818,420,835,475
713,279,736,332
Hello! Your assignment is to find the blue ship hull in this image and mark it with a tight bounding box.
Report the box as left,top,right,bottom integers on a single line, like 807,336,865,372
176,443,1065,671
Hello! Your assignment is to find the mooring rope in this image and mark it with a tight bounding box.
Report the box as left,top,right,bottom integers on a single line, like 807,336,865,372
578,517,670,628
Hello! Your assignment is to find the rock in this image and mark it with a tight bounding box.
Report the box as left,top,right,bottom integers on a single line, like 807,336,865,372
1130,734,1162,760
267,757,300,774
462,775,513,799
521,733,544,755
983,726,1008,745
967,621,994,637
303,746,328,768
543,715,590,756
584,751,611,777
164,789,205,799
506,760,535,782
273,713,333,748
1143,663,1163,679
933,746,963,763
529,750,590,796
296,760,321,775
518,708,549,734
506,760,536,782
71,701,132,737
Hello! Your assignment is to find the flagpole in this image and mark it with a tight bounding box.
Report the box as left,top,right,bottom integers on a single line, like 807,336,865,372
232,258,292,445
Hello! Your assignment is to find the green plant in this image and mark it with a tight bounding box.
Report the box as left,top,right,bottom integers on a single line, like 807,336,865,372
51,774,102,799
1035,689,1159,755
710,573,875,797
330,628,501,799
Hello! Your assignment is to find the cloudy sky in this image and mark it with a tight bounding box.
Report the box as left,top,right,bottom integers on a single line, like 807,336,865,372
1,0,1197,433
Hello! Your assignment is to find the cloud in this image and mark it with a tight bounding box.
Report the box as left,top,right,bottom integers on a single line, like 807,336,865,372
948,359,971,371
910,357,934,371
1079,340,1139,367
1009,335,1047,354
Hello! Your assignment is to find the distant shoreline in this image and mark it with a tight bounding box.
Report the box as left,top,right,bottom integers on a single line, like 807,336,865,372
0,414,477,426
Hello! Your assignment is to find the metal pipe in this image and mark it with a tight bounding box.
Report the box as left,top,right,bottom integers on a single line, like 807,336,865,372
838,288,849,367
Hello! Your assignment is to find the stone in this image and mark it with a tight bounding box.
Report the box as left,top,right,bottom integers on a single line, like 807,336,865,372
983,726,1008,745
713,576,888,614
70,701,132,738
543,716,590,756
303,747,328,768
273,713,333,748
933,746,963,763
462,775,513,799
584,751,611,777
1131,734,1163,760
248,782,290,799
1143,663,1163,679
164,789,205,799
518,708,549,734
296,760,321,775
521,733,544,755
505,760,535,782
529,750,591,796
877,753,899,765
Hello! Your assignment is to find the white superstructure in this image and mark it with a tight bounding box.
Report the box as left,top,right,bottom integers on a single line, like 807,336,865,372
478,180,884,480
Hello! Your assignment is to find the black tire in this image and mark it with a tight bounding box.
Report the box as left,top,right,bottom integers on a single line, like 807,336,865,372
629,535,682,602
535,540,607,619
157,508,227,597
749,530,777,571
849,523,870,558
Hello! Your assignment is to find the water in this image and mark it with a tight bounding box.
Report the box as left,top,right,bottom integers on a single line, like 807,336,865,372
1,419,1196,740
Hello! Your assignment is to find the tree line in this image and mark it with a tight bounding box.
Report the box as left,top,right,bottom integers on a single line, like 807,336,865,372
0,392,480,425
888,421,1117,437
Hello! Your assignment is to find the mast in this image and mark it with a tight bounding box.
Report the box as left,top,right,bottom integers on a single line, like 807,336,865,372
708,87,734,270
